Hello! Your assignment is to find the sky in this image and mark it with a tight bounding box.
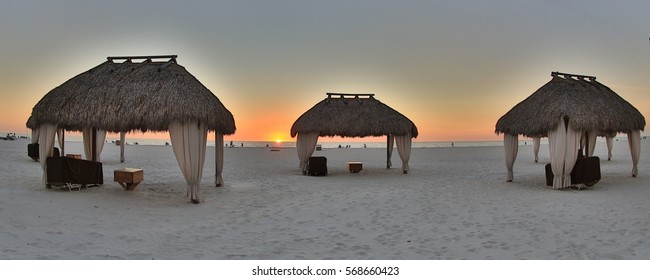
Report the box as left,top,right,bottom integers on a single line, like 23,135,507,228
1,0,649,142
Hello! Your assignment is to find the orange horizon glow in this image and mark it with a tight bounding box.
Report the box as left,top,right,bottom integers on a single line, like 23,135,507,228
3,128,509,143
0,124,624,144
2,2,650,145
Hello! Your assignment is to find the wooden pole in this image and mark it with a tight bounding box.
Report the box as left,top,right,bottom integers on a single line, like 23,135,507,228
91,128,97,162
120,132,125,163
61,130,65,156
215,132,220,187
386,134,391,169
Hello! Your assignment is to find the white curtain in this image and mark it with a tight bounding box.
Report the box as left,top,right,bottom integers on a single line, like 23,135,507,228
38,124,57,185
56,128,65,156
387,134,394,168
296,132,319,174
169,121,208,203
585,130,597,157
83,128,92,160
564,127,581,188
606,136,614,161
82,128,106,161
97,130,106,160
533,136,540,163
31,128,39,144
628,130,641,177
120,131,126,163
504,134,518,182
215,131,224,186
395,133,412,174
548,118,582,189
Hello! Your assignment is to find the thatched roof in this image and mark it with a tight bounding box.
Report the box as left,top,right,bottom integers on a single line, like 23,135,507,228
291,93,418,138
27,55,236,134
495,72,645,137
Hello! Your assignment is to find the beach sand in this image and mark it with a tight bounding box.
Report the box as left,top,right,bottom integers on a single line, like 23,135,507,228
1,138,649,260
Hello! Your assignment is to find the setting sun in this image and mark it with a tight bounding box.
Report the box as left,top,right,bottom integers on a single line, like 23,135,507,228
275,139,282,143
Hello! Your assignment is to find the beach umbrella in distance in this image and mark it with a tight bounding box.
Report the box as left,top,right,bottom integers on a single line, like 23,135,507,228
27,55,236,203
291,93,418,174
495,71,645,188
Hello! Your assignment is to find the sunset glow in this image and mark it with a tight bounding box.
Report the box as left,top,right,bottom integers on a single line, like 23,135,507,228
1,1,649,141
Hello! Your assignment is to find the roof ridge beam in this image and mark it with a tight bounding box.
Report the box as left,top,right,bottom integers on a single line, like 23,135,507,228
552,71,596,81
326,93,375,98
107,55,178,63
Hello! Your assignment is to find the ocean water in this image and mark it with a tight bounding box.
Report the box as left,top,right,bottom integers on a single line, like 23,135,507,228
204,138,611,149
4,131,636,148
69,138,506,149
9,134,508,148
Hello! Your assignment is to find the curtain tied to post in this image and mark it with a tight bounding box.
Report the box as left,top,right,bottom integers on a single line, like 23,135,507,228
169,121,208,203
296,132,319,174
548,117,581,189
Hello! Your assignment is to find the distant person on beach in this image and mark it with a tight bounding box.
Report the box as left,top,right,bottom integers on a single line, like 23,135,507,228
451,142,454,147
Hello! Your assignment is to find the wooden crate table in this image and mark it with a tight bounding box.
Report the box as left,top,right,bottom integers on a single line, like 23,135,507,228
347,162,363,173
114,168,143,191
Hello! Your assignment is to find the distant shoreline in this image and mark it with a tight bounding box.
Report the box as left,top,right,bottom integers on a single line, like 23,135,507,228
4,135,644,149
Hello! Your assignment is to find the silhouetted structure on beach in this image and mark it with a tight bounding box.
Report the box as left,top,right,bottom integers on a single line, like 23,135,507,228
291,93,418,174
27,55,235,203
496,72,645,188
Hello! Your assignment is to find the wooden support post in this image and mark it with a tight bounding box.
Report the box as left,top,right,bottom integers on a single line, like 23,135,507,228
91,128,97,162
60,129,65,156
120,132,125,163
386,134,391,169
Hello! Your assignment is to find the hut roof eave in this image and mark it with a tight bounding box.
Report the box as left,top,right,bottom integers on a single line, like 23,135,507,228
290,94,418,138
495,72,645,136
27,55,236,134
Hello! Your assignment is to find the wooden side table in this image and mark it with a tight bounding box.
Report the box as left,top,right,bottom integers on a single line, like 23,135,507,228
347,162,363,173
114,168,143,191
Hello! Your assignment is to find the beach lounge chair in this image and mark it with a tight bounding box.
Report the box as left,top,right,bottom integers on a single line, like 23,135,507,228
27,143,59,161
308,156,327,176
46,156,103,190
545,156,601,188
28,143,39,160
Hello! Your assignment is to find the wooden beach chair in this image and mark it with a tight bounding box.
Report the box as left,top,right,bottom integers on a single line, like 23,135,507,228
545,156,601,188
46,156,103,191
308,156,327,176
27,143,59,161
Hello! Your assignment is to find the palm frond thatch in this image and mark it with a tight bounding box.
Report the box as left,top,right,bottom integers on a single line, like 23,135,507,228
495,72,645,137
27,55,236,134
291,93,418,138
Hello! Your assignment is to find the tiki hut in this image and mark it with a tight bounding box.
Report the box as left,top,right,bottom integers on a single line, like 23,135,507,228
495,72,645,188
27,55,236,203
291,93,418,174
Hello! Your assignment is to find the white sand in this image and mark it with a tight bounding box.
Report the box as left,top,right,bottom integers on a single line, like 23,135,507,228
1,138,649,260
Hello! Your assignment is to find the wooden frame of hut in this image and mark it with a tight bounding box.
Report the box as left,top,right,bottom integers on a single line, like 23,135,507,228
496,72,645,189
291,93,418,174
26,55,236,203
